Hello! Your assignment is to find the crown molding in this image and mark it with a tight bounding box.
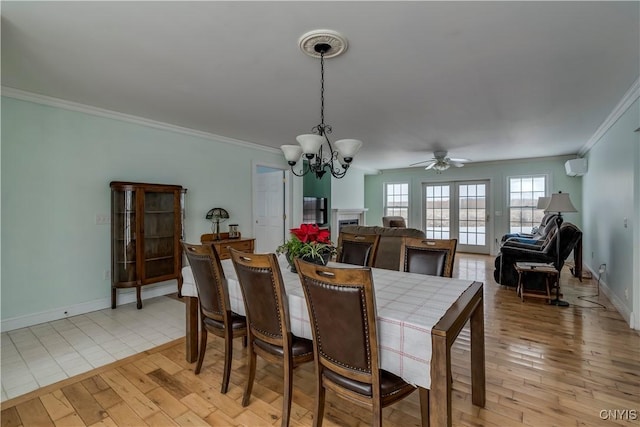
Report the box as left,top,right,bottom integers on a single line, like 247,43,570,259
1,86,280,155
579,77,640,156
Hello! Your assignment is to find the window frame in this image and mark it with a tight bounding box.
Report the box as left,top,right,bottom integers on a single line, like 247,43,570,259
383,182,410,227
507,174,549,234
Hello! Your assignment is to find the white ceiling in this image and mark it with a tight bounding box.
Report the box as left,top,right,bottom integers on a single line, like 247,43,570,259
2,1,638,171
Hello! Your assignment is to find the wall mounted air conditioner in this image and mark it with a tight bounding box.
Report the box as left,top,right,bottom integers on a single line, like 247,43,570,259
565,158,587,176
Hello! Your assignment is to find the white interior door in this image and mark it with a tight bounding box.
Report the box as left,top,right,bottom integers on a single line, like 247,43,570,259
253,168,285,253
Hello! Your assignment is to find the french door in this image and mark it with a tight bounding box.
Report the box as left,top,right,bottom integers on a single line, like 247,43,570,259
423,180,490,254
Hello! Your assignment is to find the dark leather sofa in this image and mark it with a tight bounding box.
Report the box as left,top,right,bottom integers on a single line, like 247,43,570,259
494,222,583,288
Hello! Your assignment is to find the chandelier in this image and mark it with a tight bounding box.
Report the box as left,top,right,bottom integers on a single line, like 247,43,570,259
281,30,362,180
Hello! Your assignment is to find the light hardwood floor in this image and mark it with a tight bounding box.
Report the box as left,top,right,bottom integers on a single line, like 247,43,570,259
2,254,639,426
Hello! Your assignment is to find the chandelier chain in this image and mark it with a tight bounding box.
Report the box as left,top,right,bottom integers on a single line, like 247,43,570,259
320,50,325,130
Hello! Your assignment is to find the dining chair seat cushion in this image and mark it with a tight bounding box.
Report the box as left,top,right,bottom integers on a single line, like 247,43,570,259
323,368,415,399
254,335,314,358
405,249,447,276
203,312,247,330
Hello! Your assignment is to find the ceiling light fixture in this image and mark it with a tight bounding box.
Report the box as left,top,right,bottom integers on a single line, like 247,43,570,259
432,162,451,173
281,30,362,180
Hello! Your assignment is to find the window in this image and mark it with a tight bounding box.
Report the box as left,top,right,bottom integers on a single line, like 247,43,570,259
384,183,409,225
508,175,547,234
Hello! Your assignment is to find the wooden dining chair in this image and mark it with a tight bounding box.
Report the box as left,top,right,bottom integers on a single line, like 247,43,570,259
336,232,381,267
294,259,427,427
229,248,314,427
399,237,458,278
181,242,247,394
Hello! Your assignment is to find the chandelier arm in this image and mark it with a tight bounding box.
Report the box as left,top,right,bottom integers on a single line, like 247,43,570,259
289,161,311,177
323,133,337,161
329,162,349,179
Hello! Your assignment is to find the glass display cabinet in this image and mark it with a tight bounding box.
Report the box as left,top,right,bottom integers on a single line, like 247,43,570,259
110,181,186,309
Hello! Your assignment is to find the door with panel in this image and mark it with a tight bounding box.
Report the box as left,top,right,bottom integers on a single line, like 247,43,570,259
423,181,490,255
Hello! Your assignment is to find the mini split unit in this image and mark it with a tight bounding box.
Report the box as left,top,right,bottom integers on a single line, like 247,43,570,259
565,158,587,176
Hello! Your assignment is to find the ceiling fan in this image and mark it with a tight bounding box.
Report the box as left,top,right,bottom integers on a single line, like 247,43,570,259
409,150,470,172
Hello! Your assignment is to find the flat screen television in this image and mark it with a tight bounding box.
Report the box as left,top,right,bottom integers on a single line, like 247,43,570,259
303,197,328,226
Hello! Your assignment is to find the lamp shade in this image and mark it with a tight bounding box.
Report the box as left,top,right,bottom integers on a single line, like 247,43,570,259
536,196,551,210
545,192,577,213
281,145,303,163
206,207,230,220
334,138,362,159
296,134,324,154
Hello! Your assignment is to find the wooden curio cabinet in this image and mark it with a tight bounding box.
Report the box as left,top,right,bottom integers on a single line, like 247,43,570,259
110,181,187,309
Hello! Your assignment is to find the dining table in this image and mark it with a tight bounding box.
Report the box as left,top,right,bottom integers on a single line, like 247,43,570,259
180,256,485,427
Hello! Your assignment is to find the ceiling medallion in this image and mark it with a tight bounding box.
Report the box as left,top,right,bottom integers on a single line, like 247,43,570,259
298,29,348,59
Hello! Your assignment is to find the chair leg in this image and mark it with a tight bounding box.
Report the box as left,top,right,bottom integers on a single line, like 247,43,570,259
372,399,382,427
281,354,294,427
242,344,256,407
419,387,430,427
242,335,247,347
313,371,325,427
194,326,208,375
220,329,233,394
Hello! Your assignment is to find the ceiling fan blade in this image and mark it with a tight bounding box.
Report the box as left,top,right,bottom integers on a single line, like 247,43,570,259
449,157,471,163
451,161,465,168
424,162,436,170
409,159,435,166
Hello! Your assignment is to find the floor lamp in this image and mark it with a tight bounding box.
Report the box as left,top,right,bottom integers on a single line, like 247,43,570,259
544,191,577,307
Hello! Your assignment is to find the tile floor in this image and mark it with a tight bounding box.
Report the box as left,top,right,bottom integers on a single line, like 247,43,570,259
1,295,185,402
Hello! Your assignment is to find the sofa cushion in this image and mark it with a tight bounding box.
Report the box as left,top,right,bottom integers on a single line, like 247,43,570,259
340,226,425,270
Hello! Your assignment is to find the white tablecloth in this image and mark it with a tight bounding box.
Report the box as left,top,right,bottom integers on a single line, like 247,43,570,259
181,255,475,389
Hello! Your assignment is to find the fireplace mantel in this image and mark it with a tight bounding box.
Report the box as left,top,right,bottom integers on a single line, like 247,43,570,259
331,208,368,243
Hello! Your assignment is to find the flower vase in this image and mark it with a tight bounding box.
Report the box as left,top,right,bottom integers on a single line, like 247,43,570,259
287,252,330,273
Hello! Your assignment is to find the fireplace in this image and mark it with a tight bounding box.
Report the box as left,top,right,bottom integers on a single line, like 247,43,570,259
331,208,368,243
338,219,359,229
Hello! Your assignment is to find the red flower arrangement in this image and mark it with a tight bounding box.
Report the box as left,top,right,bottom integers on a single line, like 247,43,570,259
277,223,336,269
290,223,331,244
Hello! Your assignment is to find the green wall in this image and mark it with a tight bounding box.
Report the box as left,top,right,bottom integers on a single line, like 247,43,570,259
1,96,291,328
364,156,582,255
583,97,639,324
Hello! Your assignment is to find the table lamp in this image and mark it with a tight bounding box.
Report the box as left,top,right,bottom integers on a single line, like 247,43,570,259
206,207,230,240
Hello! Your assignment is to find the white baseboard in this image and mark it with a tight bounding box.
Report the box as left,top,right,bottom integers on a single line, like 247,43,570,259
585,265,633,327
1,282,179,333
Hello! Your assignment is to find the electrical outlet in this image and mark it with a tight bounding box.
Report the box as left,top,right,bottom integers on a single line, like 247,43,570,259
95,214,111,225
104,269,111,280
624,288,629,300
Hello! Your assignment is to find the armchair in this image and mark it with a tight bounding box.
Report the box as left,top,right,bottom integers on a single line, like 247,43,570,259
494,223,582,288
501,213,558,245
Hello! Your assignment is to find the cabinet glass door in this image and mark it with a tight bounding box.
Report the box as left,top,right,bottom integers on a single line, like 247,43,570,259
143,191,176,279
112,190,137,283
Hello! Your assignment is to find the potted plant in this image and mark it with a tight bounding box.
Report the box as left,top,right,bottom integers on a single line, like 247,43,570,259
276,224,336,272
